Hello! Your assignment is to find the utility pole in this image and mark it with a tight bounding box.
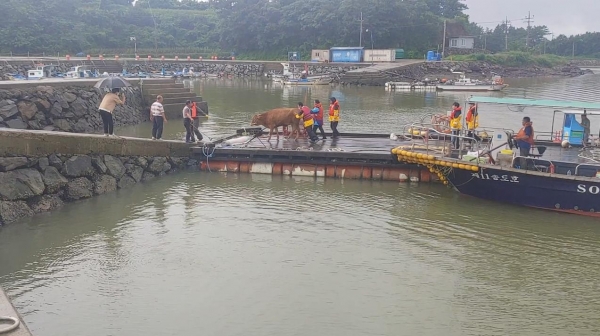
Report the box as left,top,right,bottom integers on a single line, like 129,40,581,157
504,17,510,50
442,20,447,57
358,12,364,47
523,11,534,48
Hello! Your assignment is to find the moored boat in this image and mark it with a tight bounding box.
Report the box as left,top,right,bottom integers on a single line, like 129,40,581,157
436,72,507,92
392,96,600,217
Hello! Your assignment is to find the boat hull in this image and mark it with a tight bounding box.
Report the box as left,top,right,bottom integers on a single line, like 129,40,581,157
436,84,507,92
447,166,600,216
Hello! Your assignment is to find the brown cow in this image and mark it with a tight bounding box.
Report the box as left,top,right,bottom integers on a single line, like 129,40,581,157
251,108,302,140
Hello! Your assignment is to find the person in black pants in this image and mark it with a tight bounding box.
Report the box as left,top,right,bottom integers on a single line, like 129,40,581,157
182,100,195,143
150,95,167,140
98,88,125,137
329,97,341,137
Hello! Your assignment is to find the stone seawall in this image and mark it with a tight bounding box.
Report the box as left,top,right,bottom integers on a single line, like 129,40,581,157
124,61,365,78
340,61,590,86
0,153,194,225
0,85,145,132
0,129,198,225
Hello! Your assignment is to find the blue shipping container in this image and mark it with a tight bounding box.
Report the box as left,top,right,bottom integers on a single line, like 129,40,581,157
330,47,363,63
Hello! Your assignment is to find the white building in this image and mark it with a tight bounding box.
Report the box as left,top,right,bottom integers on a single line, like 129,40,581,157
449,36,475,49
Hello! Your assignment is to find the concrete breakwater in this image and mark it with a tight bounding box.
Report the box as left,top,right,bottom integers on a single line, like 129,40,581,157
0,85,144,132
0,129,197,225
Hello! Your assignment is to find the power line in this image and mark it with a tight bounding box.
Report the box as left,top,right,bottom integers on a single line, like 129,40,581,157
522,11,534,47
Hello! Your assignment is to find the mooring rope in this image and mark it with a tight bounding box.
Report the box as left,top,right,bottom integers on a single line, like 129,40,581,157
0,315,20,334
202,145,216,173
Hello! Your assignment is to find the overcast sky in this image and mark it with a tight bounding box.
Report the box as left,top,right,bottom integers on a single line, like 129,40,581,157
465,0,599,36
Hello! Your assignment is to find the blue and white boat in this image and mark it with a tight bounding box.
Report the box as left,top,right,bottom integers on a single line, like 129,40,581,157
392,96,600,217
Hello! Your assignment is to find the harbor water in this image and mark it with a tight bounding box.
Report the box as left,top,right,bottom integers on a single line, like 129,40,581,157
1,75,600,336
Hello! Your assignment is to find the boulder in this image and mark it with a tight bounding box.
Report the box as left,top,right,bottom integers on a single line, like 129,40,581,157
54,118,72,132
104,155,126,178
48,154,63,169
71,98,87,117
43,166,68,193
63,155,94,177
34,98,51,112
0,168,45,200
147,157,167,173
142,172,155,182
91,157,107,174
28,120,41,130
17,101,38,120
63,92,77,103
117,175,136,189
163,162,172,172
0,200,34,224
0,157,28,172
0,102,18,119
135,156,148,168
28,194,64,214
50,104,63,118
93,175,117,195
65,177,93,200
125,163,144,182
6,118,27,129
38,157,49,171
72,119,90,133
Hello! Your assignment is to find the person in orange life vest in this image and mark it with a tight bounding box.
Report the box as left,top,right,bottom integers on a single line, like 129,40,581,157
329,97,340,137
465,102,481,142
514,116,534,158
449,102,462,149
297,102,319,142
310,99,326,139
189,101,203,142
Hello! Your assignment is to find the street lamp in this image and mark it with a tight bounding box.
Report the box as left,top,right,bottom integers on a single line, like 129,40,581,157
365,29,374,64
130,36,137,56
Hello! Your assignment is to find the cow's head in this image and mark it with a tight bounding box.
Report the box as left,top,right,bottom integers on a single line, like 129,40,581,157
250,113,264,126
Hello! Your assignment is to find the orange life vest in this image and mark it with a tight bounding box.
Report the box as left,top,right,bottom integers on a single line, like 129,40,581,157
314,103,324,121
329,101,340,122
466,105,479,130
191,102,197,118
517,123,534,145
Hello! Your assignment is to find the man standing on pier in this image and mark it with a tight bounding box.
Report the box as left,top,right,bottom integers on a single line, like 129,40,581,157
311,99,326,139
297,102,319,143
151,95,167,140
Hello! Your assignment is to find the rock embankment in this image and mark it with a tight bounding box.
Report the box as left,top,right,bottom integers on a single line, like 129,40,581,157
0,86,145,132
0,154,198,225
340,61,590,85
124,62,364,78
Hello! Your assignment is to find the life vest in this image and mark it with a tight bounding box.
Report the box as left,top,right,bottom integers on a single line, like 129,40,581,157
314,103,324,121
449,107,462,130
329,101,340,122
466,105,479,130
298,106,314,128
517,123,534,146
191,102,197,118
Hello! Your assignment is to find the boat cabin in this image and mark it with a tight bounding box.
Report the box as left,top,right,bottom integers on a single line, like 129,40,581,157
66,65,94,79
27,64,54,80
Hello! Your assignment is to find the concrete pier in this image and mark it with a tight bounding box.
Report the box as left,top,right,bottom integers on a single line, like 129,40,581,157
0,286,32,336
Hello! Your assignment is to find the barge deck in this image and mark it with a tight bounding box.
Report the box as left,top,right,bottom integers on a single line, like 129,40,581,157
192,130,437,182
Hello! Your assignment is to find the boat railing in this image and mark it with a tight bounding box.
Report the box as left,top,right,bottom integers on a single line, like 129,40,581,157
400,121,484,158
575,163,600,176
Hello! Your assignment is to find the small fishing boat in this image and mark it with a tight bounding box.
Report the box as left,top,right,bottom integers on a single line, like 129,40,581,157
436,72,507,92
283,77,331,86
392,96,600,217
26,64,55,80
384,81,437,91
65,65,96,79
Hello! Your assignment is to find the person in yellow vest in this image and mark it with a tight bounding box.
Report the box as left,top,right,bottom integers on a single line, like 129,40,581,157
449,102,462,149
328,97,340,137
465,102,481,142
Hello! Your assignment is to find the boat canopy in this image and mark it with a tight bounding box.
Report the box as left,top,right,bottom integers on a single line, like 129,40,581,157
467,96,600,111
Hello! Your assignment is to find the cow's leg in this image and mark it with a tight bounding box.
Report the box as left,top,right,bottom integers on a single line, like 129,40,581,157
275,126,279,140
267,127,272,141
